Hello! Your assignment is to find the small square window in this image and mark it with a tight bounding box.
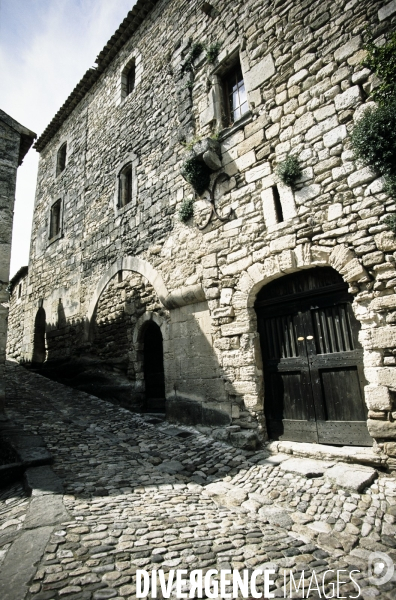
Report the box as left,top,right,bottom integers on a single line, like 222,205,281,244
118,164,133,208
56,143,67,176
222,64,248,126
49,199,62,239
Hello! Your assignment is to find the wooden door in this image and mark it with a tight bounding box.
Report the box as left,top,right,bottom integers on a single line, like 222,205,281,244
255,268,371,446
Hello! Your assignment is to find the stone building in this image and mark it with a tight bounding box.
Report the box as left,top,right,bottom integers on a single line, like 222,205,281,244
0,111,35,412
7,0,396,462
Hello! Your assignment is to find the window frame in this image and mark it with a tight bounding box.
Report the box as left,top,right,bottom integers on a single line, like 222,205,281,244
118,51,142,106
48,197,64,244
114,153,138,216
222,63,249,127
56,142,67,177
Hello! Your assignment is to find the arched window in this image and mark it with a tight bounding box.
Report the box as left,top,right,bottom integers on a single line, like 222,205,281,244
56,142,67,176
118,164,132,208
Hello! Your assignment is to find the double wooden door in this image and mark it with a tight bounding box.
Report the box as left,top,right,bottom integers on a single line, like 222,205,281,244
255,269,371,446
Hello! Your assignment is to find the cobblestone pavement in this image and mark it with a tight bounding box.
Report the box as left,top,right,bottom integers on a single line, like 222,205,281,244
1,362,396,600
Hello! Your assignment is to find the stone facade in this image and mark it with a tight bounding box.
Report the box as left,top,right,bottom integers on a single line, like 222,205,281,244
7,0,396,460
0,111,35,411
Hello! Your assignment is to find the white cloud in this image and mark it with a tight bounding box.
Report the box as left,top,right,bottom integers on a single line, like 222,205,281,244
0,0,134,277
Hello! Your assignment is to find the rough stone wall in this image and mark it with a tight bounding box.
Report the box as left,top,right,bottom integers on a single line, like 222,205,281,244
7,272,29,361
8,0,396,458
0,113,35,409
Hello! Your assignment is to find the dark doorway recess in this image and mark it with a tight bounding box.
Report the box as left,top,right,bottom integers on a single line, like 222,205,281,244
32,307,46,365
255,268,371,446
143,321,166,412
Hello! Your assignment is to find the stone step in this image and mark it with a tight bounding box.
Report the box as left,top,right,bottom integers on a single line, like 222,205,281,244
265,440,386,467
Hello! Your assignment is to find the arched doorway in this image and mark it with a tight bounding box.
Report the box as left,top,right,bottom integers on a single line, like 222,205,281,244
255,267,371,446
32,307,46,364
143,321,165,412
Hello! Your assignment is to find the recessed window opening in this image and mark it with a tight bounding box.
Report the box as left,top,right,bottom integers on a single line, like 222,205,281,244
50,199,62,239
273,186,284,223
118,164,132,208
56,143,67,176
18,283,22,299
118,271,123,283
223,63,248,125
127,65,136,96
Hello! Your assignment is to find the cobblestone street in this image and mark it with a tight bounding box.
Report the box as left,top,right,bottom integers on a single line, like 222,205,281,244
0,362,395,600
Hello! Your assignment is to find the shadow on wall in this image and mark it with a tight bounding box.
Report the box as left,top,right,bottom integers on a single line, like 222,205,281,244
25,271,261,451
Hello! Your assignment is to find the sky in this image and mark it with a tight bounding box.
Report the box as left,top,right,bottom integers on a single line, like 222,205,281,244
0,0,135,278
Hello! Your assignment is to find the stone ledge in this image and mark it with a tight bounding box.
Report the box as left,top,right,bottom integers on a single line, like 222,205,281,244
265,440,386,466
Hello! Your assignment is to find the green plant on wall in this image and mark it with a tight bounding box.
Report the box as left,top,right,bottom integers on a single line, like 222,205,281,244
178,197,195,222
351,31,396,209
363,30,396,104
181,156,211,196
182,42,204,74
206,42,221,64
276,154,302,188
384,213,396,234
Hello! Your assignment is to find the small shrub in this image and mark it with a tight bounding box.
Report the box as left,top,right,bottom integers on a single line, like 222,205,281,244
178,197,194,222
181,157,211,196
351,101,396,183
182,42,204,73
206,42,221,64
276,154,302,188
384,213,396,234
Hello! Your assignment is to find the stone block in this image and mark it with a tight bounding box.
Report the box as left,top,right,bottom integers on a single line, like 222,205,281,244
220,288,233,305
237,129,264,156
258,506,293,529
364,326,396,350
367,419,396,439
212,306,234,318
347,166,375,188
270,234,296,253
235,150,256,171
204,481,248,507
246,162,271,183
384,442,396,457
365,367,396,388
201,253,217,268
261,187,278,227
220,255,253,276
244,53,275,92
370,295,396,312
334,37,362,62
323,125,347,148
365,385,392,411
278,184,297,219
305,115,338,142
329,244,354,271
324,463,377,492
363,251,384,268
280,458,334,477
294,184,321,205
339,258,367,282
375,231,396,252
379,1,396,21
229,430,258,449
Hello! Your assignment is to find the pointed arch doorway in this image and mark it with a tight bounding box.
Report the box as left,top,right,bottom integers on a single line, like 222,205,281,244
143,321,166,412
32,307,46,365
255,267,371,446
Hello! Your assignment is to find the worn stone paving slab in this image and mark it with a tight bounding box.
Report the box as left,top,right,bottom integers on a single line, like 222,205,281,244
1,362,396,600
325,463,378,493
280,458,335,477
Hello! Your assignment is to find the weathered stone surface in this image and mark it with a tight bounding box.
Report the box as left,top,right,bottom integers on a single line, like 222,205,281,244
258,506,293,529
365,385,392,411
24,466,64,496
324,464,377,492
24,495,70,529
204,481,248,507
280,458,334,477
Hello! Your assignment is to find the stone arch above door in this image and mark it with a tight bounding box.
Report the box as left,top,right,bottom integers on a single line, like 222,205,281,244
85,256,206,339
245,243,369,309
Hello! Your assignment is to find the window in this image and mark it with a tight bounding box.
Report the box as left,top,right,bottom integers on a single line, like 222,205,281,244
222,63,248,125
18,283,22,299
127,65,135,96
49,199,62,239
273,186,284,223
56,143,67,176
118,164,132,208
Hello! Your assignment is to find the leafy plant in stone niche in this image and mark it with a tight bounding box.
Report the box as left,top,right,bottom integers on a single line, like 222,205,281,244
181,156,212,196
178,196,195,222
206,42,221,64
182,42,205,74
276,154,302,189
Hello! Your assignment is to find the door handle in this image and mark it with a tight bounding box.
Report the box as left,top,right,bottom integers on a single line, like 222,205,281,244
306,335,313,340
297,337,304,341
